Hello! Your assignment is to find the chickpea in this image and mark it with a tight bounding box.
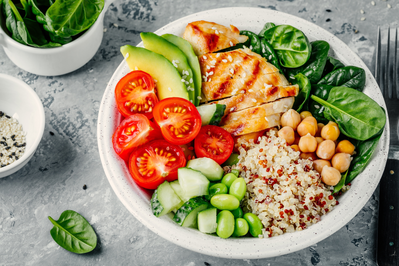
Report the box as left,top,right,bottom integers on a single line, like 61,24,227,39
336,140,355,155
316,137,324,145
321,166,341,186
291,144,300,152
331,153,352,173
298,134,318,153
297,116,318,137
313,159,332,174
300,111,312,120
281,109,301,130
300,152,318,160
278,126,295,145
316,140,336,160
316,123,324,137
321,121,340,141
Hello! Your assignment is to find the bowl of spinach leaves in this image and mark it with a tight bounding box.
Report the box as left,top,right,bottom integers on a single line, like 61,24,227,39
0,0,113,76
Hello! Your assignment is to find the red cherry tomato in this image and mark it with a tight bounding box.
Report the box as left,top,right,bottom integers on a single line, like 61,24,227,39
153,97,201,145
128,140,186,189
194,125,234,164
115,70,158,119
112,114,162,161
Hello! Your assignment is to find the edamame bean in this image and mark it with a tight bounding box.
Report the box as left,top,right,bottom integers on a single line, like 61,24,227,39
221,173,237,188
206,183,228,200
231,169,240,177
211,194,240,210
229,177,247,201
233,218,249,237
243,213,263,237
231,207,243,219
216,210,235,239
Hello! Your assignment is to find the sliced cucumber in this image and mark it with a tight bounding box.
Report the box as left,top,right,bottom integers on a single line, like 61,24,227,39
198,208,218,233
170,180,191,203
186,158,224,181
196,104,226,126
150,181,183,217
178,167,210,198
173,197,209,228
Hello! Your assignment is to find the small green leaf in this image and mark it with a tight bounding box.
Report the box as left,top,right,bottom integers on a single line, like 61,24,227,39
333,170,348,194
292,73,311,112
48,210,97,254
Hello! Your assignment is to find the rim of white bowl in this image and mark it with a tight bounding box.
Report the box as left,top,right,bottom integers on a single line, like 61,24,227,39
0,73,45,174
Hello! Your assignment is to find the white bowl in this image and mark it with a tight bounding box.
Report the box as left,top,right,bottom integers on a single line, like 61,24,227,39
97,8,389,259
0,74,45,178
0,0,113,76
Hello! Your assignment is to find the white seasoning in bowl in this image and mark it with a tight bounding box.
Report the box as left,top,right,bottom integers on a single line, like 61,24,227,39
0,111,26,168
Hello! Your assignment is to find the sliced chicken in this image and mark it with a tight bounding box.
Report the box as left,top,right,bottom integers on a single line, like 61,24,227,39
220,97,295,136
183,20,248,56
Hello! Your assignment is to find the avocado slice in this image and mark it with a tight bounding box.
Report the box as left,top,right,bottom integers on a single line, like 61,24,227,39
120,45,189,101
162,34,202,106
141,32,195,104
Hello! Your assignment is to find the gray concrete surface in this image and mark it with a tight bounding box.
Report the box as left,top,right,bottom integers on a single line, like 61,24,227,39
0,0,398,265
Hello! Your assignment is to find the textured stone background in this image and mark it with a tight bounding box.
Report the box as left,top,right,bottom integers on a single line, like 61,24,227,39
0,0,398,265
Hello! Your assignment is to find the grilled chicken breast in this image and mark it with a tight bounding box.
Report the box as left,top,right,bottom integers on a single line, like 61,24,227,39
183,21,248,56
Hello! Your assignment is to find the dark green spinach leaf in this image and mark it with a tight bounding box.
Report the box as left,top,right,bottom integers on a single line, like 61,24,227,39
286,40,330,84
322,56,344,77
263,25,311,68
317,66,366,91
308,84,334,123
239,30,261,54
311,87,386,141
258,22,275,36
48,210,97,254
259,37,283,73
4,0,24,43
292,73,311,112
333,170,348,194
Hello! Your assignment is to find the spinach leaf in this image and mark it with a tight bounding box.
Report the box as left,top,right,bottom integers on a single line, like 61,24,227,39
311,87,386,141
286,40,330,84
259,37,283,73
292,73,311,112
258,22,275,36
308,84,334,123
345,128,383,185
46,0,104,38
317,66,366,91
239,30,261,54
4,0,25,43
333,170,348,194
263,25,311,68
48,210,97,254
322,56,344,77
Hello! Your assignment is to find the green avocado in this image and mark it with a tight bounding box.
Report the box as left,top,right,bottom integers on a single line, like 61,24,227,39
141,32,195,104
120,45,189,101
162,34,202,106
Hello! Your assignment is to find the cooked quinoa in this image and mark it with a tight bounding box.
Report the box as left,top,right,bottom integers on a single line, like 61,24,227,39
0,111,26,168
235,130,338,238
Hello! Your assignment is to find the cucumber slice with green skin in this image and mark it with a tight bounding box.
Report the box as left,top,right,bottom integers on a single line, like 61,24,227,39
162,34,202,106
170,180,191,203
222,153,240,167
151,181,183,217
173,197,209,228
196,104,226,126
178,167,210,198
186,158,224,182
198,208,218,233
141,32,195,103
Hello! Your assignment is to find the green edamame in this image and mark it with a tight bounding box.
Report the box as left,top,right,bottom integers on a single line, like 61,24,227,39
233,218,249,237
211,194,240,210
230,169,240,177
216,210,235,239
229,177,247,201
243,213,263,237
221,173,237,188
206,183,228,200
231,207,243,219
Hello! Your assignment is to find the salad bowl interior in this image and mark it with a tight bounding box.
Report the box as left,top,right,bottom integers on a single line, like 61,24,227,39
97,7,389,259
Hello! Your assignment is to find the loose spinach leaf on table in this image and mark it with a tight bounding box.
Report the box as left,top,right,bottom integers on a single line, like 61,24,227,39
259,37,283,73
285,40,330,84
258,22,275,36
322,56,344,77
263,25,311,68
311,87,386,141
239,30,261,54
292,73,311,112
48,210,97,254
333,170,348,194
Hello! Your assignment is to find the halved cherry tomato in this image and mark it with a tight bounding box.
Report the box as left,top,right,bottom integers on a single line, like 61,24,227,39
153,97,201,145
194,125,234,165
112,114,162,161
129,140,186,189
115,70,158,119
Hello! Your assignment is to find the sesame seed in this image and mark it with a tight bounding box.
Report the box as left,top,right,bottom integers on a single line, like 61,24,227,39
197,96,202,100
215,30,219,35
103,28,107,32
211,27,217,30
189,78,193,83
209,71,214,76
230,69,234,74
269,55,272,60
113,23,118,27
243,73,246,78
216,53,220,58
124,53,130,59
134,67,138,70
241,79,245,84
315,105,320,109
248,89,254,92
203,55,207,60
360,17,366,21
252,99,257,103
206,65,211,70
168,87,172,92
219,31,223,34
230,108,235,112
388,4,391,8
360,9,365,14
371,1,375,5
208,78,212,82
230,41,234,47
210,60,216,65
222,59,228,63
240,90,245,94
250,45,253,50
228,55,233,62
181,79,186,83
265,117,269,122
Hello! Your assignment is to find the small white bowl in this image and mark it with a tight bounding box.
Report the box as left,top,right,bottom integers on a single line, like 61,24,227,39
0,0,113,76
0,74,45,178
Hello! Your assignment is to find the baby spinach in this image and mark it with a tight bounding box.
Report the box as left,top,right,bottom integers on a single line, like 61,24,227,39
286,40,330,84
48,210,97,254
263,25,311,68
333,170,348,194
311,87,386,141
292,73,311,112
317,66,366,91
308,84,334,123
322,56,344,77
239,30,261,54
259,37,283,73
46,0,104,38
258,22,275,36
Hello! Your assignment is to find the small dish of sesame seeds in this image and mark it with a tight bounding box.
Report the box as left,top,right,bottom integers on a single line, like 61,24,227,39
0,74,45,178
